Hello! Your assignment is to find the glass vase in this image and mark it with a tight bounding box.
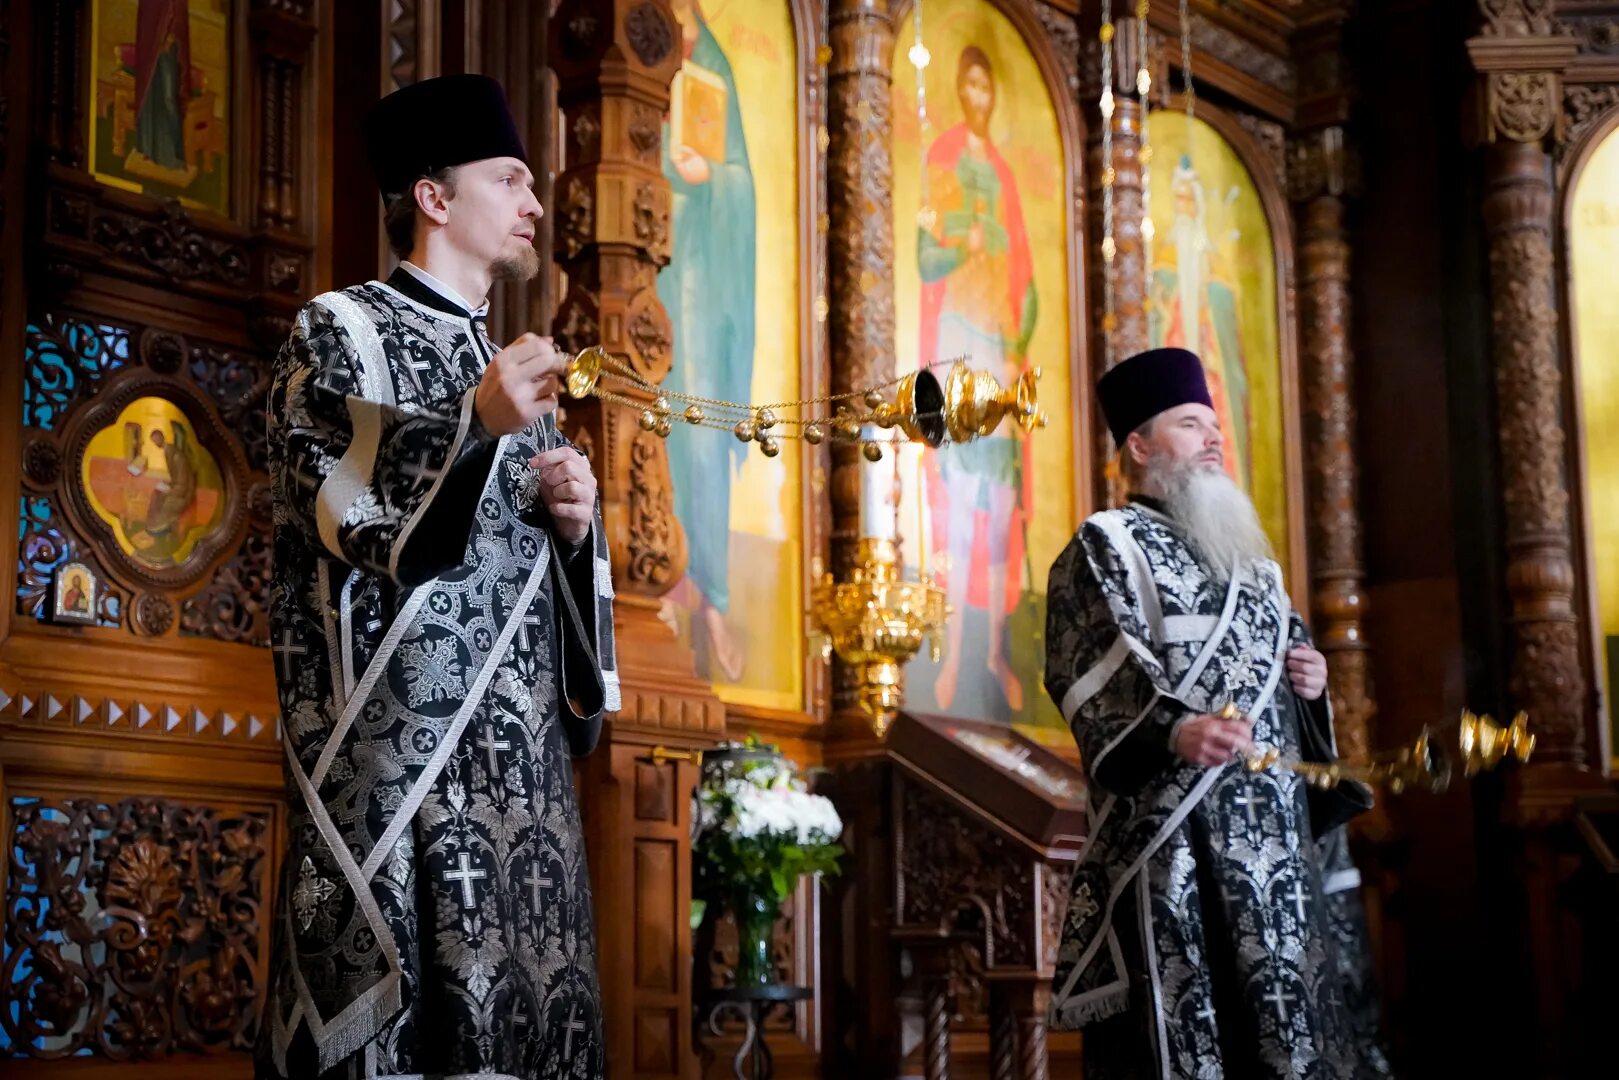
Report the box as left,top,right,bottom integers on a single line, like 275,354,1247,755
732,893,780,989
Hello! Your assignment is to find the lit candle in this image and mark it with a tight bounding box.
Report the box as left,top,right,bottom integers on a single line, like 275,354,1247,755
916,448,929,580
858,425,897,542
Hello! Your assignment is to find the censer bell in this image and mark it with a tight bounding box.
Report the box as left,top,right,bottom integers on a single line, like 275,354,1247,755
566,345,607,400
1457,709,1535,776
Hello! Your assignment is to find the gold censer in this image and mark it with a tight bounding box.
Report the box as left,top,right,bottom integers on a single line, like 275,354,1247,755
1235,706,1535,794
564,346,1046,460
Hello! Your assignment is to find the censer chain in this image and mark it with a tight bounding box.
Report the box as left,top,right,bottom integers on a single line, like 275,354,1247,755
589,348,919,415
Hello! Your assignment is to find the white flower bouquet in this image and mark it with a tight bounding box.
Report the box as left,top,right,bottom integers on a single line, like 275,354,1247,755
691,737,843,985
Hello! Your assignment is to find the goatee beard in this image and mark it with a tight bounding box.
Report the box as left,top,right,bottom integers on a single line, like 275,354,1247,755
491,245,541,282
1150,455,1273,578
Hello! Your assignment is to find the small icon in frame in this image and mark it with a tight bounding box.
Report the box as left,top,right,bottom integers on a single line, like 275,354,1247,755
50,562,99,625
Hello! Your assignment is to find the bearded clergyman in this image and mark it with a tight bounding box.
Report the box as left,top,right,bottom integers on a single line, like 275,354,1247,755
1043,347,1392,1078
258,75,618,1080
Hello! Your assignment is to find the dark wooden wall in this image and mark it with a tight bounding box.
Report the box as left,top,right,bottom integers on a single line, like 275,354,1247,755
1349,0,1490,1073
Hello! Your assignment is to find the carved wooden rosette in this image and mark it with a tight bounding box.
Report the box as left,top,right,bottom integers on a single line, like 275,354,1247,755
1468,10,1589,765
827,0,897,586
1289,128,1374,765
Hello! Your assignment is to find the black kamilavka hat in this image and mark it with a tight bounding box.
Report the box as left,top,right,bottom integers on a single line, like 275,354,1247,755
362,74,528,197
1097,347,1215,446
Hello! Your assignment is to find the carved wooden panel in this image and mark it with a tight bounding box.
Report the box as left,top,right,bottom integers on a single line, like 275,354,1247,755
582,740,704,1079
1,793,274,1061
894,778,1035,969
17,308,270,647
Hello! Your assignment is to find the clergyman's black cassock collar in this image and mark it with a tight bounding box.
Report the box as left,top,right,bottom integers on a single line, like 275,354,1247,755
386,264,481,320
1128,492,1169,517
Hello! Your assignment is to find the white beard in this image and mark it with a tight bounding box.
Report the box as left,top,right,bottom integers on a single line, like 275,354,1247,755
1153,457,1273,578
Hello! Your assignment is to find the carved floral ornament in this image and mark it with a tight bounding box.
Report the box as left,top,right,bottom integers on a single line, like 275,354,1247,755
1492,71,1560,142
1467,0,1581,144
1562,85,1619,157
1,797,270,1061
625,2,674,67
1480,0,1555,39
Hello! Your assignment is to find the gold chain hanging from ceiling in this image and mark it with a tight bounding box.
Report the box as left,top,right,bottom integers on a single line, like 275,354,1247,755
1099,0,1118,365
1137,1,1154,293
1179,0,1195,127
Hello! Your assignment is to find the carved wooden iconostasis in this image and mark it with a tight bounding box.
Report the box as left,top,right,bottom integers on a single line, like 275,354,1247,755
0,0,318,1072
23,0,1619,1078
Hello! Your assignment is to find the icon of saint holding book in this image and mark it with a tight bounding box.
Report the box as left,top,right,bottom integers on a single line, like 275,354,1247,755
657,0,758,683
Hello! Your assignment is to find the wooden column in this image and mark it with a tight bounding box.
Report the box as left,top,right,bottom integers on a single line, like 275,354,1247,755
989,985,1017,1080
1483,141,1586,763
820,3,902,1074
1083,18,1154,507
922,970,952,1080
548,4,724,1077
1012,983,1051,1080
1290,128,1374,765
826,0,897,584
1469,8,1603,1073
1467,11,1587,767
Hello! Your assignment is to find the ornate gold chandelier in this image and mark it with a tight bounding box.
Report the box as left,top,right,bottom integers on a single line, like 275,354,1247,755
810,536,949,737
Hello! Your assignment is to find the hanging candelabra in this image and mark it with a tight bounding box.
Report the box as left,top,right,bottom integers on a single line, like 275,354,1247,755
806,400,955,733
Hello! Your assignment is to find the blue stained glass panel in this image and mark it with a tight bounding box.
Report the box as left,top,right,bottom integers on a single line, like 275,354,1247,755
22,317,130,430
